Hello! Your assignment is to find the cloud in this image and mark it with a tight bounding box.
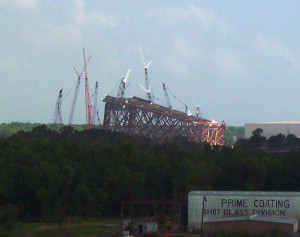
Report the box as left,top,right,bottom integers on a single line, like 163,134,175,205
163,55,192,77
254,35,298,64
0,0,40,10
72,0,118,28
16,0,118,46
160,36,195,78
150,5,218,30
173,36,195,59
20,17,83,45
212,48,249,78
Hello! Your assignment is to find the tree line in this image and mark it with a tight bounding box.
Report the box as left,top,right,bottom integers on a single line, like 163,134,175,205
234,128,300,150
1,125,300,222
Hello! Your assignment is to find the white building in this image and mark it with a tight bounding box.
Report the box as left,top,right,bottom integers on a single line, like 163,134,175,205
188,191,300,231
245,122,300,138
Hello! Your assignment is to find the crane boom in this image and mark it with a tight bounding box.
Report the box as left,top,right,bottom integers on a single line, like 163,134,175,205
93,81,98,125
68,55,91,125
138,42,153,101
83,48,93,130
117,69,131,98
53,89,63,128
162,83,172,109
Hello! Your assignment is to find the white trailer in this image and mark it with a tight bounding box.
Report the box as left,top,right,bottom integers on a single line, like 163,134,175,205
188,191,300,230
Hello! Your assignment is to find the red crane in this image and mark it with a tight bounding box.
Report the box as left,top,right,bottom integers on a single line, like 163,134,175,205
68,54,91,125
83,48,93,130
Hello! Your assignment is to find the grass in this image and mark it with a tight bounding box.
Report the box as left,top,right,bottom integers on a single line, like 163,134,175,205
0,219,120,237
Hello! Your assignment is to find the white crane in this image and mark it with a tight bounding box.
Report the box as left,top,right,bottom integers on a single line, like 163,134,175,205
194,102,202,118
162,83,172,109
117,69,131,98
140,84,152,102
138,42,153,101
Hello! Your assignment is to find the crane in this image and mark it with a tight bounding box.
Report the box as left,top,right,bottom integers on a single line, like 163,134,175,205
140,84,152,103
83,48,93,130
68,55,91,125
117,69,131,98
96,110,101,126
196,106,200,118
163,84,190,114
53,89,63,128
92,81,98,125
138,42,153,101
162,83,172,109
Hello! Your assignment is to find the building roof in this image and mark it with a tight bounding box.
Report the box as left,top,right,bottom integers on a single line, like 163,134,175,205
188,190,300,196
205,215,297,225
204,215,298,225
245,122,300,125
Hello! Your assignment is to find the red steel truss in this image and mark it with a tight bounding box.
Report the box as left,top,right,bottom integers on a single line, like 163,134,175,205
103,95,226,146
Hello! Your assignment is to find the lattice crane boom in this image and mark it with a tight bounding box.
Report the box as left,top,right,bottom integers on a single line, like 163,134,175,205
117,69,131,98
93,81,98,125
68,55,91,125
53,89,63,128
138,42,153,101
162,83,172,109
83,48,93,130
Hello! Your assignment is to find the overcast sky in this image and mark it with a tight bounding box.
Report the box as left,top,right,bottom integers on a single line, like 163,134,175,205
1,0,300,126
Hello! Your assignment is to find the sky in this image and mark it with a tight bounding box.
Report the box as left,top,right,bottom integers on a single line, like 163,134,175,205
1,0,300,126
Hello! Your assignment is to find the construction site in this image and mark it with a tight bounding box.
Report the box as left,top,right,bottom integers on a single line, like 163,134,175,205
52,44,226,146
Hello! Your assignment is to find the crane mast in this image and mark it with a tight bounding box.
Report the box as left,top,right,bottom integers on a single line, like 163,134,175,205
117,69,131,98
96,110,101,126
162,83,172,109
83,48,93,130
93,81,98,125
144,68,152,101
53,89,63,127
68,55,91,125
196,106,200,117
138,42,153,101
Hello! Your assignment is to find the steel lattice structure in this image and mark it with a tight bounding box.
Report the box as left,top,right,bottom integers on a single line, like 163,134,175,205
103,95,225,146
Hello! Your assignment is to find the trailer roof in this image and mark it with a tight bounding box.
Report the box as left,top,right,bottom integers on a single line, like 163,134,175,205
205,215,297,224
188,191,300,196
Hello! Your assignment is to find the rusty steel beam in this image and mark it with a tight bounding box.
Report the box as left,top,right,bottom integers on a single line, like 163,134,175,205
103,95,225,146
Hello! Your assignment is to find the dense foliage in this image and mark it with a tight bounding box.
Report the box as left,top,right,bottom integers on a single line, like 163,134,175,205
224,126,245,145
0,122,244,142
0,122,88,138
234,128,300,150
1,125,300,222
